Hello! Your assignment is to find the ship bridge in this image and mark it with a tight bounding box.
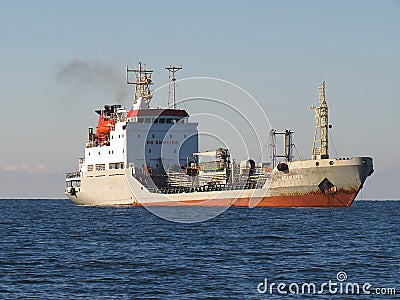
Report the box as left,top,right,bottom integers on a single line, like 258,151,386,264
78,63,198,188
125,107,198,177
126,108,189,124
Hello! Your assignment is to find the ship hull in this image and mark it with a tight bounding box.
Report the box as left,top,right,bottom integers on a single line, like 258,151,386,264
66,157,373,208
137,189,358,207
66,187,358,208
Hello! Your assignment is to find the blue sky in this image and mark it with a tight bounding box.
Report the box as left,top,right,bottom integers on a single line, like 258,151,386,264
0,0,399,199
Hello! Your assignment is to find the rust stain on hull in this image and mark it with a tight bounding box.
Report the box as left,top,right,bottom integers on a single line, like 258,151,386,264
135,188,359,208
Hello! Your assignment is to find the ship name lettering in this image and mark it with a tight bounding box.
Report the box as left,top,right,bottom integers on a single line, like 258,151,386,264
282,174,303,180
147,140,179,145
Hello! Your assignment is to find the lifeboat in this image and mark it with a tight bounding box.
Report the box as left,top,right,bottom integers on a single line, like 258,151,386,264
96,115,115,133
96,115,115,146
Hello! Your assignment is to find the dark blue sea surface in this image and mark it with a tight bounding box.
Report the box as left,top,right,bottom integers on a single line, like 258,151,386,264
0,200,399,299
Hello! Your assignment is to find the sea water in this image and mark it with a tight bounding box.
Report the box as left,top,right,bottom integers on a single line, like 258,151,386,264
0,200,399,299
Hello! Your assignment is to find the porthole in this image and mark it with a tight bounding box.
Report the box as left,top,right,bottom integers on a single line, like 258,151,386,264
329,161,334,165
316,161,319,166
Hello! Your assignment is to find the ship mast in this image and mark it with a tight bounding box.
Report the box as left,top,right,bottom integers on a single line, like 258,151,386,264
126,62,153,105
311,81,330,160
165,65,182,109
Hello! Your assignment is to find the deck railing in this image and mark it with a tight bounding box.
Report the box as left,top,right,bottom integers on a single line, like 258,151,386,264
66,172,80,179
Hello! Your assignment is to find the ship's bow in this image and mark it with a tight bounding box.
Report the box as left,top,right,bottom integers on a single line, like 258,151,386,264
266,156,374,207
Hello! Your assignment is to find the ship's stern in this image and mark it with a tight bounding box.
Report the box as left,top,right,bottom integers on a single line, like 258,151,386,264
65,172,81,201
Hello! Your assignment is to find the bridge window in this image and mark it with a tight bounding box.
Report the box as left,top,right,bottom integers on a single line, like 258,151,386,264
95,164,105,171
109,162,124,169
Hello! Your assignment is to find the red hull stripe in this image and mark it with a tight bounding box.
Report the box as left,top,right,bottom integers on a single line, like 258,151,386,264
133,192,357,208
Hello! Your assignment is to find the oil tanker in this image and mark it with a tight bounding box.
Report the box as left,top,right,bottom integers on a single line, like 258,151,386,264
65,63,373,207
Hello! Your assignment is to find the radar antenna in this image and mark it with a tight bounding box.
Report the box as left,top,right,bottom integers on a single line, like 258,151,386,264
165,65,182,109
